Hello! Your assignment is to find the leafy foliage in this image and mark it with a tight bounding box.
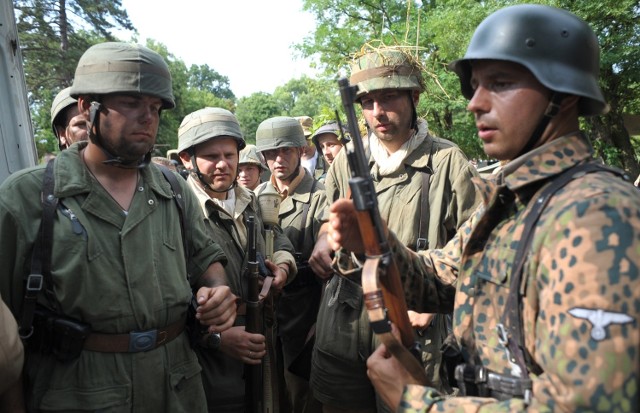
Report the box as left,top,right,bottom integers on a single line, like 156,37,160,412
297,0,640,173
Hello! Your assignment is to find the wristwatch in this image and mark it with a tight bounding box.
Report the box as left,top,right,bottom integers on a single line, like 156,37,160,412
203,332,222,350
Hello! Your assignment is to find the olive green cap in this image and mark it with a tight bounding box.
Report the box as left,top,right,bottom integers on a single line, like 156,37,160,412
50,87,77,136
350,48,424,99
177,107,246,153
449,4,607,116
255,116,306,152
70,42,175,109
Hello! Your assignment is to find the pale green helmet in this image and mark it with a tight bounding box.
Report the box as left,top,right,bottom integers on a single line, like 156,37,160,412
50,87,77,137
70,42,175,109
177,107,246,153
255,116,306,152
349,47,424,99
239,144,268,171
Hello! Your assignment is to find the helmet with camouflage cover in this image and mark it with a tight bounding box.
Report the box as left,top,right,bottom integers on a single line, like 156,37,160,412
70,42,174,109
50,87,77,138
349,47,425,99
239,144,268,172
177,107,246,153
255,116,306,153
449,4,606,116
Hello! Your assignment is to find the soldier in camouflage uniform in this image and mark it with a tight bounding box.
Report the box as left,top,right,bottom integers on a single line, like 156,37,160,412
309,47,481,412
0,42,237,412
326,5,640,412
256,116,326,413
177,107,297,412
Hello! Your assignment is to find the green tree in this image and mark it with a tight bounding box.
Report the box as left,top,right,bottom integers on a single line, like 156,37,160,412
188,63,235,101
273,75,341,119
235,92,283,144
14,0,134,156
145,40,234,153
15,1,238,157
298,0,640,173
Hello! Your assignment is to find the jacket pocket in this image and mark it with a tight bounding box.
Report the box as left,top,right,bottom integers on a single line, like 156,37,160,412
314,276,369,362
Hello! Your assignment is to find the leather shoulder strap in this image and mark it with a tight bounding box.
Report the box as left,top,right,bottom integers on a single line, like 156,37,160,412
504,162,626,376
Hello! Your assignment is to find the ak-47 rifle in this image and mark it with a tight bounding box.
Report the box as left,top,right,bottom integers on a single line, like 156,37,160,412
337,77,428,384
245,215,263,413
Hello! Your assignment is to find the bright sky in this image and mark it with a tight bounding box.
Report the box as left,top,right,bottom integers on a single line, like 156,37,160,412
118,0,319,98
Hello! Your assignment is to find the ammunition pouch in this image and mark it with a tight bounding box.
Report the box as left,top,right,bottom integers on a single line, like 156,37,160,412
28,305,91,363
454,364,532,404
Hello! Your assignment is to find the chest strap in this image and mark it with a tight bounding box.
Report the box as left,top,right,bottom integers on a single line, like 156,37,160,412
502,162,627,379
20,159,57,339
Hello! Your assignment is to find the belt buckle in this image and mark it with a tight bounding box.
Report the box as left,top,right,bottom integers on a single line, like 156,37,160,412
128,329,158,352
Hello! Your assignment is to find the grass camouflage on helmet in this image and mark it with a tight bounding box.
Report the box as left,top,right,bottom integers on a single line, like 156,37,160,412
349,44,425,99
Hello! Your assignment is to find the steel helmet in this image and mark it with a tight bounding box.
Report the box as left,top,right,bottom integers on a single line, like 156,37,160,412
177,107,246,153
255,116,306,153
350,47,424,99
50,87,77,137
70,42,175,109
449,4,607,116
311,122,350,149
239,144,268,172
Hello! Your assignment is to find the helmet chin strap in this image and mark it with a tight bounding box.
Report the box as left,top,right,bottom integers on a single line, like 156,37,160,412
188,148,237,194
88,101,152,169
516,92,566,158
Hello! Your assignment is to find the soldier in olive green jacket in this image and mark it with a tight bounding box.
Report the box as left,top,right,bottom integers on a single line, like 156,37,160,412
0,42,237,412
256,116,327,413
309,47,481,412
177,107,297,412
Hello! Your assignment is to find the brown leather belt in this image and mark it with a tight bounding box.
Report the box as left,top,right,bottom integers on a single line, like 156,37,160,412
84,318,185,353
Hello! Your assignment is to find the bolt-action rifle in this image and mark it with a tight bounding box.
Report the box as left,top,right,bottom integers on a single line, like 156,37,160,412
245,214,263,413
337,77,428,384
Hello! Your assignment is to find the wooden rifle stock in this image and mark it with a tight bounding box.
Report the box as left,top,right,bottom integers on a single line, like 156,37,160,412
337,78,427,384
245,215,264,412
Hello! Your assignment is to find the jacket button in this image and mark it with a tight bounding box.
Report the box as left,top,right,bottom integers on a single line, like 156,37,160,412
148,199,154,205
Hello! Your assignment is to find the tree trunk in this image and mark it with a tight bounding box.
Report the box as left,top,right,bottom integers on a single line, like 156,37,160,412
586,113,640,178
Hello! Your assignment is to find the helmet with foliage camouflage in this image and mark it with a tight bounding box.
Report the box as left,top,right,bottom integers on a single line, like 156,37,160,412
70,42,175,109
255,116,306,152
177,107,246,153
239,144,268,171
50,87,77,137
449,4,606,116
349,47,424,99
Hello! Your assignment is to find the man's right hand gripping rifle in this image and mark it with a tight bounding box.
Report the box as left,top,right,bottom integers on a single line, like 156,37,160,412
327,78,428,386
